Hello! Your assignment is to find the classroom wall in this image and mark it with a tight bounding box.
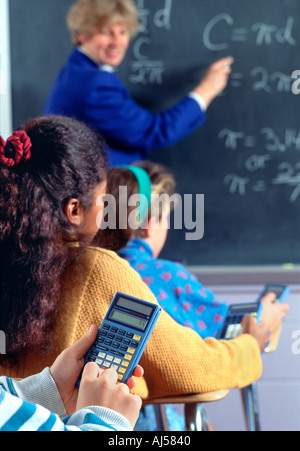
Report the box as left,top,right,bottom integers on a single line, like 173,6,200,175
0,0,12,138
198,281,300,431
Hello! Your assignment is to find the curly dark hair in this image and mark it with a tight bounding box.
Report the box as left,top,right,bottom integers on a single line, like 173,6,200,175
0,115,107,364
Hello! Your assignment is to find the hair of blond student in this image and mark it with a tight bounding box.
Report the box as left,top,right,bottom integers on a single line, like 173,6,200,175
96,161,176,252
67,0,140,44
135,161,176,226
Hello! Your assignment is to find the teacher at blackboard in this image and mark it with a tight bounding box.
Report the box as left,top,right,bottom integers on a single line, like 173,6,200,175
44,0,233,166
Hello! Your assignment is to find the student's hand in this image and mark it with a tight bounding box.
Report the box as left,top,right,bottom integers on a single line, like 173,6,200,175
50,325,143,415
241,315,271,352
193,56,234,108
260,292,289,334
76,363,142,429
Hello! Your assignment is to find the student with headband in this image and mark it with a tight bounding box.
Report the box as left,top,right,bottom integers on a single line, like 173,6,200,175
100,161,289,339
98,161,289,430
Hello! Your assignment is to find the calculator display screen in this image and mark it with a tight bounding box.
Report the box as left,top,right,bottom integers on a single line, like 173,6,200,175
116,297,153,316
229,303,258,314
262,285,284,295
110,309,148,331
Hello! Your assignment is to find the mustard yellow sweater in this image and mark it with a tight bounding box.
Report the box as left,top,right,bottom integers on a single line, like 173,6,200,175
1,246,262,400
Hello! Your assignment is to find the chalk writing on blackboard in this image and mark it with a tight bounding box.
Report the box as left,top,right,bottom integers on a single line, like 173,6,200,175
219,127,300,152
125,3,300,209
222,125,300,203
224,169,300,203
203,13,297,51
128,0,173,85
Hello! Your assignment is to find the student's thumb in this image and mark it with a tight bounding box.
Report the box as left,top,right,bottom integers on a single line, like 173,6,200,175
81,361,104,382
67,325,98,361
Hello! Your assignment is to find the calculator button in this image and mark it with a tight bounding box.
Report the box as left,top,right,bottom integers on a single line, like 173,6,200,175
133,334,141,342
106,355,114,362
104,339,112,346
99,330,107,337
95,345,109,352
225,324,242,339
111,351,125,358
234,324,242,336
96,358,103,365
111,364,119,371
110,327,118,333
120,345,128,352
103,361,111,368
113,358,122,364
102,324,110,330
108,333,115,340
118,367,126,374
112,342,120,349
121,360,129,367
123,338,131,345
118,374,124,381
115,336,123,342
125,354,132,361
126,332,134,339
131,342,138,348
127,347,136,355
225,325,235,339
118,330,126,336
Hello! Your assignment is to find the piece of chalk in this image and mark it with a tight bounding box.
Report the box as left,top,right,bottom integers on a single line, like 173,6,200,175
282,263,295,269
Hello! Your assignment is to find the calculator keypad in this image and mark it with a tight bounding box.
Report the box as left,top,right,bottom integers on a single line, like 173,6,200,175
87,323,142,381
222,314,244,340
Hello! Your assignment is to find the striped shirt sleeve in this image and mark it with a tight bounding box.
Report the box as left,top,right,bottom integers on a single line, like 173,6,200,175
0,371,132,431
0,388,132,431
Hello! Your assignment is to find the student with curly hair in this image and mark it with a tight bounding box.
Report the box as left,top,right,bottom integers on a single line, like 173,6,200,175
0,115,269,406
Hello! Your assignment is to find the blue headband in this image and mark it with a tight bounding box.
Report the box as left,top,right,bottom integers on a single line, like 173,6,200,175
120,165,152,223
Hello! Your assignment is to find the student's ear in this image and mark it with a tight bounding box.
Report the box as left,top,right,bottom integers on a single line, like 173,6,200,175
64,198,84,228
145,216,160,238
138,217,152,239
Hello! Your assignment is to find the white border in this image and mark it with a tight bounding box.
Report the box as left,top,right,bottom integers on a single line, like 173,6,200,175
0,0,12,138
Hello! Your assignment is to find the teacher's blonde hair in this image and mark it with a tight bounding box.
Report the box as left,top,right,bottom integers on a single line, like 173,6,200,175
67,0,140,44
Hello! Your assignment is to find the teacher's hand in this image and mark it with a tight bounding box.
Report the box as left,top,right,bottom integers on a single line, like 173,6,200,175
193,56,234,108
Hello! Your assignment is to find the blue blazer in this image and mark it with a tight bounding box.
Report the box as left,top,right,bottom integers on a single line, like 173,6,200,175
44,49,206,166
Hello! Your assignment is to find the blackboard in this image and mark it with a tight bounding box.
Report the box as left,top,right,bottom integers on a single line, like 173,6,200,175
9,0,300,266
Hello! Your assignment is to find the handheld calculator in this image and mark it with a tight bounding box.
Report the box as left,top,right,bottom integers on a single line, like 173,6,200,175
256,284,290,305
218,284,290,340
77,292,161,387
218,301,263,340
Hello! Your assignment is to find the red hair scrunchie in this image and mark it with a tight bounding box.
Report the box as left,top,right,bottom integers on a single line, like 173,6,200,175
0,131,32,167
